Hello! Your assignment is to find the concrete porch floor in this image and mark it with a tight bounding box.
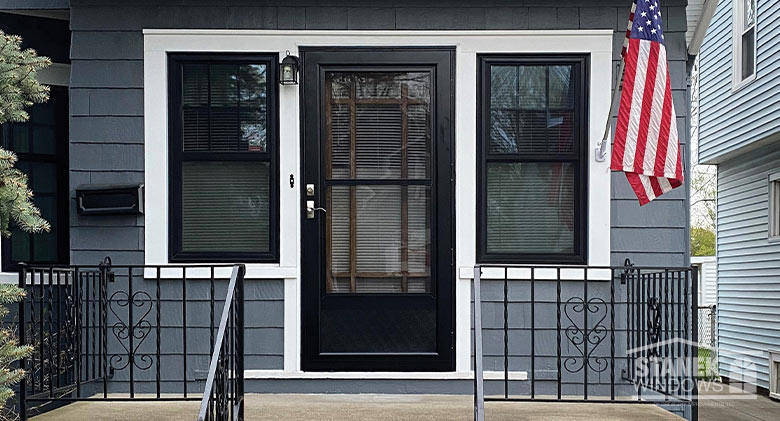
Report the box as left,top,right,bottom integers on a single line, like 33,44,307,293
697,381,780,421
30,394,684,420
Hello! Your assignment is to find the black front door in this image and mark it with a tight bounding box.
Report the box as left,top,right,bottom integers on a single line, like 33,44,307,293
301,48,455,371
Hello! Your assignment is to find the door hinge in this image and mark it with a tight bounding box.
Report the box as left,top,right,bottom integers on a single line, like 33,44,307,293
451,248,454,266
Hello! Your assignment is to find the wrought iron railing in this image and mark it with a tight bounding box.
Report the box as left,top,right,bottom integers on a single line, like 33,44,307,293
198,265,245,421
15,259,245,420
472,261,699,421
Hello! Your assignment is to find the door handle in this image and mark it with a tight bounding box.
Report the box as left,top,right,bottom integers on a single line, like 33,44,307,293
306,200,327,219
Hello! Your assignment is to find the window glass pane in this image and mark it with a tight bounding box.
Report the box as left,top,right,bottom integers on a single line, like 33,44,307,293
486,162,575,254
181,161,270,253
32,230,57,262
31,162,57,194
489,64,574,154
327,185,431,294
33,196,57,226
182,63,268,153
490,66,518,108
407,104,430,179
772,181,780,237
209,108,239,151
548,111,574,153
32,125,56,154
330,103,351,178
518,111,547,152
744,0,755,28
489,110,518,153
742,29,755,78
210,64,239,107
2,86,68,268
10,228,30,262
183,108,209,150
239,64,267,107
12,125,29,153
356,104,402,178
549,65,574,109
182,64,208,106
31,102,55,124
241,109,266,152
518,66,546,109
356,74,401,99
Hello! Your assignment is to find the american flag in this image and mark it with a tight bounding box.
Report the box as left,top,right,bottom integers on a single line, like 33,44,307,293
611,0,683,205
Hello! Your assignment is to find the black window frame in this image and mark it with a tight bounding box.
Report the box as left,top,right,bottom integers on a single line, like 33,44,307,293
476,55,589,264
168,53,280,263
0,85,70,271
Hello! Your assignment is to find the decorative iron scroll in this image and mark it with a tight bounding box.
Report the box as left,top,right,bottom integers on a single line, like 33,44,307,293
109,290,154,372
647,296,662,357
563,297,609,374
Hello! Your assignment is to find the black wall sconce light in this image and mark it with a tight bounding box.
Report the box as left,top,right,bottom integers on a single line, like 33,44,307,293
280,50,300,85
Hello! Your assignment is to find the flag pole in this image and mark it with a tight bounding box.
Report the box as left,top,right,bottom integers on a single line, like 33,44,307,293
596,59,625,162
596,0,635,162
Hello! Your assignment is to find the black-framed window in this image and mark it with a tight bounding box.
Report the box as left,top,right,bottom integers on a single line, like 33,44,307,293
168,54,279,262
477,55,588,264
1,86,69,271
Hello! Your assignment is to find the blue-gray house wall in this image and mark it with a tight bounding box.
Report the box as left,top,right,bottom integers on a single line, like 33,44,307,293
697,0,780,390
714,142,780,391
698,0,780,164
65,0,692,390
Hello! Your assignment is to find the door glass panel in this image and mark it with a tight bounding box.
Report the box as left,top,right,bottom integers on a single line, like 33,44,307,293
325,72,430,180
324,71,432,294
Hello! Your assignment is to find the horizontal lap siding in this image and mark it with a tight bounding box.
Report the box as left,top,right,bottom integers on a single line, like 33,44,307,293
698,0,780,163
69,0,691,375
96,278,283,388
716,143,780,389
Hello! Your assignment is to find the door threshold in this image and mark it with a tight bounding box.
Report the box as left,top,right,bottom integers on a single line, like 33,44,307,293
244,370,528,381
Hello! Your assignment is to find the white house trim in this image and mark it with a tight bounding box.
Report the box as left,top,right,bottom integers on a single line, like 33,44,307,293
244,370,528,381
731,0,757,91
143,29,612,377
687,0,719,56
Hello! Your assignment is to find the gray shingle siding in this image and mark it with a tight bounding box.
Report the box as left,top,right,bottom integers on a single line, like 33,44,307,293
68,0,692,380
715,142,780,390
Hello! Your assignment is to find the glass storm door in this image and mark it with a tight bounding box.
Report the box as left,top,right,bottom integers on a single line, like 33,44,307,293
301,49,455,371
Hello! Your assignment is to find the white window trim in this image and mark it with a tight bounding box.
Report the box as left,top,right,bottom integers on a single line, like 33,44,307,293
769,172,780,241
732,0,757,91
143,29,613,376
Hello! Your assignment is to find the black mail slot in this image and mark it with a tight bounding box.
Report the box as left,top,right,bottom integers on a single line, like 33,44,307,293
76,184,144,215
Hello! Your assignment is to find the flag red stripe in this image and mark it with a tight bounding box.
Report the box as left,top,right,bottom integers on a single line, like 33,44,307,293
626,173,650,206
632,41,661,174
675,136,684,181
654,63,673,177
649,176,664,197
612,39,640,169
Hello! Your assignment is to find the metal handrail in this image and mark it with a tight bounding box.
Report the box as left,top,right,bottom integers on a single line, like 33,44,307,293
198,264,245,421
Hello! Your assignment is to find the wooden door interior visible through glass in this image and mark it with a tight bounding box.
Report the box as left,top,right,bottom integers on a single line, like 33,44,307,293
324,71,432,294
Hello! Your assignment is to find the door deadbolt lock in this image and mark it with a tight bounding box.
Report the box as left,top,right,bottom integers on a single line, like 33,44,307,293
306,200,326,219
306,184,315,196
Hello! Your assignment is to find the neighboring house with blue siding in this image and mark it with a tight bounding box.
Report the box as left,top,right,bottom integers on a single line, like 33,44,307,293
698,0,780,394
0,1,715,418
